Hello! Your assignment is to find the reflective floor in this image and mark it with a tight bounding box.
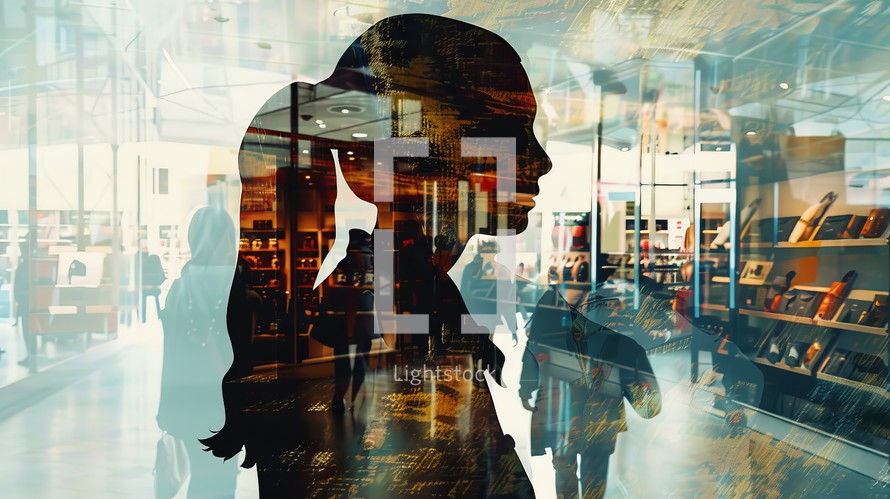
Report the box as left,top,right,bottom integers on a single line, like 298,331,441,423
0,322,887,498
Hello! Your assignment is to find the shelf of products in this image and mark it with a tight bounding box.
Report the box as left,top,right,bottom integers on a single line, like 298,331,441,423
736,154,890,455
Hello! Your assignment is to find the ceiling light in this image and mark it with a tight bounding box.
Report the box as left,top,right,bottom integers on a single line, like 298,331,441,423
352,132,368,138
746,131,756,136
779,82,789,90
715,147,723,151
301,149,309,154
346,151,353,155
882,95,890,102
620,147,629,152
213,16,230,23
349,157,355,161
305,175,311,179
315,119,324,124
318,124,326,129
329,104,363,114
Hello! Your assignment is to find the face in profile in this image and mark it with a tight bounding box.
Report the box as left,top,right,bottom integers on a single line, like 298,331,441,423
247,14,552,239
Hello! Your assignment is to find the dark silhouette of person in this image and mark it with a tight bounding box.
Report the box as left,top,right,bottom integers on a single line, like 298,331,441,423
431,234,460,353
202,14,553,497
13,238,34,369
325,228,375,413
522,283,662,498
140,246,166,323
157,206,254,498
395,220,437,357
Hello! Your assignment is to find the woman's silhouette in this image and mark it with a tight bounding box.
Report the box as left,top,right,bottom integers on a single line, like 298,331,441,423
202,14,554,497
157,206,254,498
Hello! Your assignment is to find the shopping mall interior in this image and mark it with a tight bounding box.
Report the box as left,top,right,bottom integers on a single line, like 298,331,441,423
1,1,890,497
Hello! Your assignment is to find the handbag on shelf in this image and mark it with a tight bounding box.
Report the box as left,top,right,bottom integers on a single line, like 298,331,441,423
859,208,890,238
814,215,859,240
789,192,837,243
777,289,822,318
815,270,857,320
154,432,189,499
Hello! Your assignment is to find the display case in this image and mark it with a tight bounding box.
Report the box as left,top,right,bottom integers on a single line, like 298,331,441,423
736,135,890,454
239,151,292,364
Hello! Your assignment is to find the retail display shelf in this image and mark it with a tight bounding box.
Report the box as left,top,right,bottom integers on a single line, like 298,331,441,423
700,303,729,312
739,309,817,325
776,239,887,249
814,319,888,336
753,357,812,376
740,241,773,248
816,372,890,399
743,239,888,249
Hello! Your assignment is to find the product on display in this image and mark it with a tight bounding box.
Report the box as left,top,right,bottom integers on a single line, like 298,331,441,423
548,255,559,282
777,289,823,318
575,258,590,282
859,207,890,238
710,221,731,249
837,299,872,324
766,339,786,364
563,255,576,282
803,341,822,368
859,294,888,327
738,198,761,238
788,191,837,243
765,271,796,312
813,214,866,240
815,270,857,320
739,260,773,285
784,342,807,368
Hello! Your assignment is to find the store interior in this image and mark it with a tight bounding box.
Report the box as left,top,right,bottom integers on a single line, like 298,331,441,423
1,1,889,497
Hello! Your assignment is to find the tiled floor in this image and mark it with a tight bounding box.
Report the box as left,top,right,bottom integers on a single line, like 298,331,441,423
0,320,260,499
0,321,887,498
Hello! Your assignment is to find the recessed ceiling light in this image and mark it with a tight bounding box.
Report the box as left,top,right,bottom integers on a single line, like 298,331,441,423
346,151,353,155
882,95,890,102
716,147,723,151
620,147,629,152
315,119,324,124
301,149,309,154
746,131,756,136
305,175,311,179
779,82,789,90
318,124,326,129
352,132,368,138
329,105,363,114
